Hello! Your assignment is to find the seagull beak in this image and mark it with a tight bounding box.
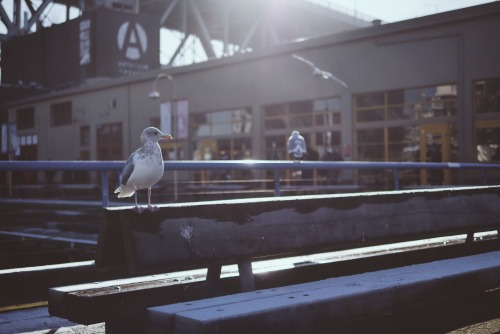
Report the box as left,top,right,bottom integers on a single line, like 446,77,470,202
163,134,173,140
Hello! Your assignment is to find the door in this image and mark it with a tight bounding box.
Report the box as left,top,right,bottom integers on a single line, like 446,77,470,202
419,124,451,185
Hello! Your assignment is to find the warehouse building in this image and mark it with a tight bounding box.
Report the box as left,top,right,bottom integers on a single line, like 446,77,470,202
3,1,500,188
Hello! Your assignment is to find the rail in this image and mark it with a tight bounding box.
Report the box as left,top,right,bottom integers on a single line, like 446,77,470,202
1,160,500,207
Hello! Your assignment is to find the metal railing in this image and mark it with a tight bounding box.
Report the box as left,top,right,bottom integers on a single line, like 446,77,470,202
1,160,500,207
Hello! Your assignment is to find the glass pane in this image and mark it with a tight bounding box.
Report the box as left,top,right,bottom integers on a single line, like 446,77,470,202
476,127,500,162
356,93,384,108
357,128,384,143
265,118,287,130
387,106,409,120
266,104,285,117
388,126,419,161
326,98,341,111
265,135,286,160
475,78,500,114
356,108,385,122
357,129,384,161
290,114,312,128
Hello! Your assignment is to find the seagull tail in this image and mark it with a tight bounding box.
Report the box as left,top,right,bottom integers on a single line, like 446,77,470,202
114,185,135,198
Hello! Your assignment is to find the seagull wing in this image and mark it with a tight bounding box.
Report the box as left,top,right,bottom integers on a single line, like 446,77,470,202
292,54,318,70
287,136,295,153
120,152,136,185
297,137,307,154
322,71,349,88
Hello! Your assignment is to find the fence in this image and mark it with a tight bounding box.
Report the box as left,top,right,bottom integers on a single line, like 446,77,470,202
1,160,500,207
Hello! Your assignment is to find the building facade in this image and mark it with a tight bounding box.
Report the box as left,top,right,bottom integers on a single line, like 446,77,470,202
5,2,500,187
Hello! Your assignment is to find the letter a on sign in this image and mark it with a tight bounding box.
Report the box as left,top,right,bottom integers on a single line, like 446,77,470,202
117,22,148,60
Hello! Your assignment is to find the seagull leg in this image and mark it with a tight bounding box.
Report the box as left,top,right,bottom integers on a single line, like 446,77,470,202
147,187,159,212
132,192,144,214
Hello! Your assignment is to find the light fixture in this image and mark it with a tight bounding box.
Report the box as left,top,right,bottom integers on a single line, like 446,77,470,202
148,73,173,99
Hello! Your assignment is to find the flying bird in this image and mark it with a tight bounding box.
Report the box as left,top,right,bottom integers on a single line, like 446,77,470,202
114,127,173,213
292,54,348,88
288,130,307,162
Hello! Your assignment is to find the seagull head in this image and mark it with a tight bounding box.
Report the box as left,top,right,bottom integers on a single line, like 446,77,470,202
141,127,173,144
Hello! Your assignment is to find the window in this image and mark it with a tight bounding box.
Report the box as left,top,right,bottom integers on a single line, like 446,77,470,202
97,123,123,160
192,108,252,137
355,84,457,123
50,101,72,126
354,85,458,187
191,108,253,163
263,98,342,161
475,120,500,162
474,78,500,114
17,107,35,129
473,78,500,162
314,98,341,126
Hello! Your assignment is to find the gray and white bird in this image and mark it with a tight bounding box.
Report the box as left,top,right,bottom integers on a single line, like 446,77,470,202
114,127,173,213
291,54,348,88
288,130,307,162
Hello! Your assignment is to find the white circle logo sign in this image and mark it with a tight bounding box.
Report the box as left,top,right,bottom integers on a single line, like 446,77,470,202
117,22,148,60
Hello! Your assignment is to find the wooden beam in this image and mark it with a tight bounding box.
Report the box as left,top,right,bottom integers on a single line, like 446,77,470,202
100,186,500,275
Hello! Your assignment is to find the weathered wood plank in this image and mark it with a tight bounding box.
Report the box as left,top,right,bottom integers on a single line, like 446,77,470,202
49,238,500,326
101,186,500,274
148,251,500,334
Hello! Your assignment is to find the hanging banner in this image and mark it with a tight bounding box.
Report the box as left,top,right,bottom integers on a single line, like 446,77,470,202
9,123,19,154
1,124,7,154
160,101,172,135
176,99,189,140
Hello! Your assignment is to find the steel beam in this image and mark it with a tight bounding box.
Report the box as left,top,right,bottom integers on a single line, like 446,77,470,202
188,0,216,59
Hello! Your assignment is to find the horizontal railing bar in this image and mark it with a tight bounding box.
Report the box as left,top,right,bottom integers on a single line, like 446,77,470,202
1,160,500,171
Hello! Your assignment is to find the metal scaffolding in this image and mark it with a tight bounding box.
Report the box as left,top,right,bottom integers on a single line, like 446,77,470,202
0,0,373,68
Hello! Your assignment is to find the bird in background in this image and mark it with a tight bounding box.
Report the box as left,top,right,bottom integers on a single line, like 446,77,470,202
288,130,307,162
114,127,173,213
291,54,348,88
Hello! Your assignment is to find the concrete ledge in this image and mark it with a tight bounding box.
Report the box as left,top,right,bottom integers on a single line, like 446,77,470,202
148,251,500,334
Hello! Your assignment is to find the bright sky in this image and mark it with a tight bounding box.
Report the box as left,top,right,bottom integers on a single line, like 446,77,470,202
321,0,496,22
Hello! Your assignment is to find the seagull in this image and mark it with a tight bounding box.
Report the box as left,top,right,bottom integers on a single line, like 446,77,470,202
291,54,348,88
288,130,307,162
114,127,173,213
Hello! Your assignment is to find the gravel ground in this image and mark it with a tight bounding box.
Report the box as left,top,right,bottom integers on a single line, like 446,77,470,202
448,318,500,334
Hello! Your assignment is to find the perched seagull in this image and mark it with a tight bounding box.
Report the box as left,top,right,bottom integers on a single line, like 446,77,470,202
114,127,173,213
291,54,348,88
288,130,307,162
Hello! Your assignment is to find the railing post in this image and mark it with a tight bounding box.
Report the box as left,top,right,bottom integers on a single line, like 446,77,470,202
482,169,488,185
101,171,110,207
274,169,281,197
392,169,400,190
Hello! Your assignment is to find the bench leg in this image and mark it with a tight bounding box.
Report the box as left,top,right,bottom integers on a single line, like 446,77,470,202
205,263,222,298
238,259,256,292
466,231,474,244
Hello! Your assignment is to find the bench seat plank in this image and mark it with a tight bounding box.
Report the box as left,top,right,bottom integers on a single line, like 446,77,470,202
148,250,500,334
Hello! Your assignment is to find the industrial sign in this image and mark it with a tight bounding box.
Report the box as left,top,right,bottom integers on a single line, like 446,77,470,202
2,8,159,88
117,22,148,60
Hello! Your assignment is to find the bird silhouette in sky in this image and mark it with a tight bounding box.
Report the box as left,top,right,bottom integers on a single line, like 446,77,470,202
292,54,348,88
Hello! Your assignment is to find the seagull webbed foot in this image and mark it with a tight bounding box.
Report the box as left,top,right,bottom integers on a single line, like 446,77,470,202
147,205,159,212
132,205,145,214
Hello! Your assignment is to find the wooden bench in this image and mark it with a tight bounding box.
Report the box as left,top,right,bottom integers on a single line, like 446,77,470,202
48,186,500,333
148,250,500,334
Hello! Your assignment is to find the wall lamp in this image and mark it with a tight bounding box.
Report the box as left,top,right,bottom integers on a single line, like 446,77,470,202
149,73,175,99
